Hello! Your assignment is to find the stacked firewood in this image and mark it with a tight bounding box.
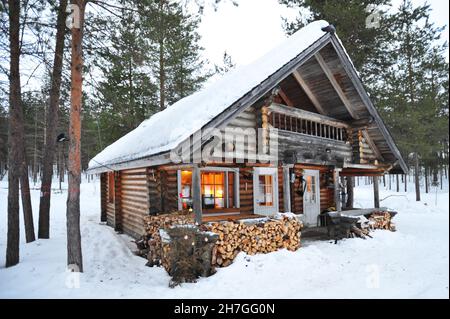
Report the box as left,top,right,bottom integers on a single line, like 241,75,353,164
368,211,396,231
347,211,396,239
204,216,302,267
141,212,194,266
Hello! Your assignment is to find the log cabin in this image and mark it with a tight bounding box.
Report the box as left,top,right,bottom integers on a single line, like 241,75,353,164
87,20,407,239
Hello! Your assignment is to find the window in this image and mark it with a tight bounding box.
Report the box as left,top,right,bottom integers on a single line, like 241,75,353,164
180,170,193,210
305,175,317,203
202,172,226,209
108,172,114,203
178,168,239,212
256,175,274,206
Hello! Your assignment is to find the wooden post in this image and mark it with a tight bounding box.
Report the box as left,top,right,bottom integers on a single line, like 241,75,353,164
373,175,380,208
192,165,202,224
334,169,341,211
282,166,291,212
346,176,354,209
100,173,107,222
261,106,269,154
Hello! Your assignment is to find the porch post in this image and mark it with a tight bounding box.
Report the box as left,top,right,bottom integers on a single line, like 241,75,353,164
192,164,202,224
282,165,292,213
100,173,107,222
373,175,380,208
114,171,122,232
334,168,342,211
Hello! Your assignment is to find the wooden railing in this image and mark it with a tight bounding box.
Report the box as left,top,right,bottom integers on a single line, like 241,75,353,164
267,103,350,142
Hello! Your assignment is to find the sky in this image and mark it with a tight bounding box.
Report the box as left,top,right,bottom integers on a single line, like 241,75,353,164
197,0,449,67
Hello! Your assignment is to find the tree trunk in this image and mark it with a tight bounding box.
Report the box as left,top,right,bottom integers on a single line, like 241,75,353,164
158,0,165,110
33,104,38,185
6,0,22,267
396,174,399,192
346,176,354,209
414,152,421,201
20,143,35,243
424,166,429,194
404,173,407,192
66,0,85,272
38,0,67,239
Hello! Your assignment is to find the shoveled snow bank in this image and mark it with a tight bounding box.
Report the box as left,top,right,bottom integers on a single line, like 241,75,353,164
0,177,448,298
88,20,330,170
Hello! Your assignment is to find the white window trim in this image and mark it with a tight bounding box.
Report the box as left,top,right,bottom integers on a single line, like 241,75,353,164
253,166,279,215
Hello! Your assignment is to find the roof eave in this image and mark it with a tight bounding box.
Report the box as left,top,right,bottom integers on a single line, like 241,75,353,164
329,36,409,174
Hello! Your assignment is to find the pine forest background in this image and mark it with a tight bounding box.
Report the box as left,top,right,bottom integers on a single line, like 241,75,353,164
0,0,448,192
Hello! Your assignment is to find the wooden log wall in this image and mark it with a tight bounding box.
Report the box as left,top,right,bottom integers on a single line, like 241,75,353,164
221,106,257,161
120,168,148,237
239,166,254,214
147,167,179,214
105,172,115,227
147,168,161,213
351,129,376,164
162,169,179,212
276,130,352,165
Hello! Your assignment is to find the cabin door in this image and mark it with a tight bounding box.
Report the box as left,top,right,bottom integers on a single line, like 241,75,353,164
253,167,279,216
303,169,320,226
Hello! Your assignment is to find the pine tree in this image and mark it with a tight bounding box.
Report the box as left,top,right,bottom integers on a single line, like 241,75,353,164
279,0,393,81
139,0,208,110
375,0,448,200
93,0,158,149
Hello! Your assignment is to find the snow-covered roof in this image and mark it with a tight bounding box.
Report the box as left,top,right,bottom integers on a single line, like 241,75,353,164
88,20,330,171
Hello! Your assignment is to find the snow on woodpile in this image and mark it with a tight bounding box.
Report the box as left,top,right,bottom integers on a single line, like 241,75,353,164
88,20,330,170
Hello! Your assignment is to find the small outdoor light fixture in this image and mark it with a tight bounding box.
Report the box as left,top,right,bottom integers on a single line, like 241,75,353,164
57,133,68,143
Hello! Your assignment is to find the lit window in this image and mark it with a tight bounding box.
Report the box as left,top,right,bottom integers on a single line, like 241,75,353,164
180,170,193,209
178,169,238,212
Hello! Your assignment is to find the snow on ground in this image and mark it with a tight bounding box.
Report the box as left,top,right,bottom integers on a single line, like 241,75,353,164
0,175,448,298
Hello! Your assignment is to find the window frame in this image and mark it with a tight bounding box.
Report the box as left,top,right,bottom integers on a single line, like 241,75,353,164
177,167,240,212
